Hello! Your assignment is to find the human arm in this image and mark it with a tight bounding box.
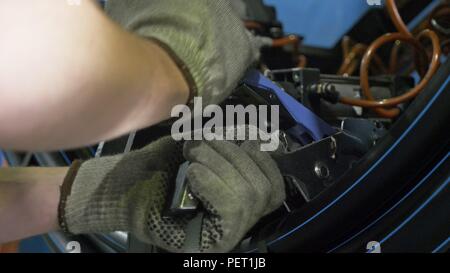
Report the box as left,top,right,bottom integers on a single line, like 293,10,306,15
0,167,68,244
0,0,257,151
0,0,189,151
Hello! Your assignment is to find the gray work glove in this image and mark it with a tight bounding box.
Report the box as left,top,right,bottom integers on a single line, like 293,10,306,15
105,0,261,105
59,136,285,253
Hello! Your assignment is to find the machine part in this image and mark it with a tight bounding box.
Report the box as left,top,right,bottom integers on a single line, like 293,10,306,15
341,119,387,150
356,30,441,118
314,162,330,179
272,131,374,202
168,70,338,214
338,0,442,118
428,4,450,36
8,0,446,254
242,69,336,144
267,67,414,125
167,162,199,215
238,0,306,70
243,59,450,253
338,39,388,76
167,118,384,211
231,84,297,131
431,17,450,35
169,128,374,212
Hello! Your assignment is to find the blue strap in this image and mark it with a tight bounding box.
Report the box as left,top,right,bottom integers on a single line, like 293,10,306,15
242,69,336,144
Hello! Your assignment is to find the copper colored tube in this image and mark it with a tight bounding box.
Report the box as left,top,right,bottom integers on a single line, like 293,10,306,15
338,0,440,118
386,0,429,75
389,40,402,73
342,36,352,57
340,59,360,76
386,0,429,76
338,43,366,75
339,30,441,118
245,21,303,68
0,241,19,253
272,35,301,62
297,55,308,68
389,41,418,75
272,35,300,48
338,44,387,75
386,0,412,37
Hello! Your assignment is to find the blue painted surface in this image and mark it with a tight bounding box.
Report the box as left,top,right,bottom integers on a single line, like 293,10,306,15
263,0,373,48
19,236,51,253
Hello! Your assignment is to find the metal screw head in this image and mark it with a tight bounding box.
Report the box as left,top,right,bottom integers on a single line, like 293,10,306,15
314,162,330,179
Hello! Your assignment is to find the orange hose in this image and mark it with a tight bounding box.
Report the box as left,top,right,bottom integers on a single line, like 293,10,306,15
340,60,360,76
297,55,308,68
338,43,388,75
338,0,441,118
272,35,302,67
339,30,441,118
338,44,366,75
342,36,352,57
0,241,19,253
389,40,402,73
386,0,428,76
245,21,304,69
386,0,412,37
244,21,301,49
272,35,300,48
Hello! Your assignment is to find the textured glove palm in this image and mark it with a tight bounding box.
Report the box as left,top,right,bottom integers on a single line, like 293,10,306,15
62,136,285,253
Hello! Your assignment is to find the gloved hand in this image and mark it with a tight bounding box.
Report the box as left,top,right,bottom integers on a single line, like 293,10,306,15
105,0,261,105
59,136,285,253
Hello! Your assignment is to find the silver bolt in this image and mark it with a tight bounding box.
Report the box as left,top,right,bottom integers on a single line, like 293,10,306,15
314,162,330,179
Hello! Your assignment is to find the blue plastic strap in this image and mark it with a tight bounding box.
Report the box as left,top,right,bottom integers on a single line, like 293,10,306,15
242,69,336,144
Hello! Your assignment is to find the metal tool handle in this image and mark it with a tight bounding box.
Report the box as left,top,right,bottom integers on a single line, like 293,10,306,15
168,162,199,215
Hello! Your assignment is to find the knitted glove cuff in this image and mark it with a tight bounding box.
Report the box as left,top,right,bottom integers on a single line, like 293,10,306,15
58,160,82,234
105,0,256,106
141,29,209,106
61,156,131,235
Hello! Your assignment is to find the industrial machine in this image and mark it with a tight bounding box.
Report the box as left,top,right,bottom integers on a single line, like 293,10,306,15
2,0,449,253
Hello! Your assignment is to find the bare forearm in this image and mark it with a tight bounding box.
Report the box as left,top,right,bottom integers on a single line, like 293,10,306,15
0,0,188,151
0,168,68,244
